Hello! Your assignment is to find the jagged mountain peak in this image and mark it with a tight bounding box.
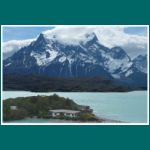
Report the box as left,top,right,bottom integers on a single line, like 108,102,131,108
134,54,147,60
32,33,50,48
110,46,130,60
133,54,147,73
111,46,125,53
80,32,99,46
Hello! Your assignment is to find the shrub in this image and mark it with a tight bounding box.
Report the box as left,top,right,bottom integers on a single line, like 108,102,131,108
79,113,97,121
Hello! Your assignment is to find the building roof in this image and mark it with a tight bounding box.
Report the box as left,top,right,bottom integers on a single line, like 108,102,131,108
49,109,80,114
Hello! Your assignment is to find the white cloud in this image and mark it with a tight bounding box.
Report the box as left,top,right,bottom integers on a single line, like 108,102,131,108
43,25,147,58
3,39,34,59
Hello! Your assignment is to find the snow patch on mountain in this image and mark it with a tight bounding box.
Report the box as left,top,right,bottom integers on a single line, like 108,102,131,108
102,51,132,74
111,74,121,79
59,56,66,62
30,50,58,66
5,62,12,67
125,70,133,77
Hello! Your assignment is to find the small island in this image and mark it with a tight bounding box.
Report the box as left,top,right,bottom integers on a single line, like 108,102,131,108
3,94,100,122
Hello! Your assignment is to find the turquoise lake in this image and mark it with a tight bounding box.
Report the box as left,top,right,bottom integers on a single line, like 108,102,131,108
3,91,148,123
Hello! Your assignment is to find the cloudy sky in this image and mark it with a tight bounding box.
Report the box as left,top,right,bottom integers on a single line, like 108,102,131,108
2,25,148,59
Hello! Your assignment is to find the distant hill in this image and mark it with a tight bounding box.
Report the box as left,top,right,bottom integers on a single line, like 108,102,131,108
3,75,147,92
3,94,96,122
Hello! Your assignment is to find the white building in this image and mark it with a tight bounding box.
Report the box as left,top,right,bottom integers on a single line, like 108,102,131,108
10,106,17,110
49,109,80,118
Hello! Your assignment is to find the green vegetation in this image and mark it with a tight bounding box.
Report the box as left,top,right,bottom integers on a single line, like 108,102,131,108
3,94,79,121
3,75,140,92
3,94,97,122
79,113,98,121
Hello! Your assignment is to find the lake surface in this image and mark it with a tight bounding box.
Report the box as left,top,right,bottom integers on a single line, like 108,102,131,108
2,91,148,123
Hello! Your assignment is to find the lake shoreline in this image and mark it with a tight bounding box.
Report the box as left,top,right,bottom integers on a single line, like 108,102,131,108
3,116,124,124
3,89,147,95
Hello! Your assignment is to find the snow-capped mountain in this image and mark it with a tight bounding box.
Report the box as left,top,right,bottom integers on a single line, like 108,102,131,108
133,54,147,74
3,30,147,86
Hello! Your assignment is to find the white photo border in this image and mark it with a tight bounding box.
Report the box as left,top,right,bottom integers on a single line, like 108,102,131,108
1,25,149,126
